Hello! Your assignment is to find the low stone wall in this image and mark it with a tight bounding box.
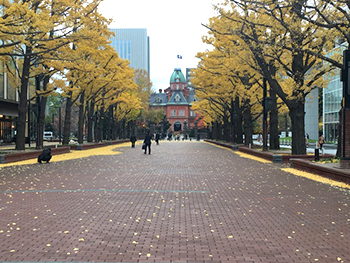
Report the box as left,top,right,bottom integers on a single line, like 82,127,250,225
203,139,242,151
0,146,71,164
238,146,334,163
0,140,130,164
290,158,350,184
70,142,108,150
204,139,349,184
70,140,129,150
204,139,334,164
238,146,275,161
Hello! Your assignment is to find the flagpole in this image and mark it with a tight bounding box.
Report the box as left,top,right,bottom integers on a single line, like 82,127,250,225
177,55,182,69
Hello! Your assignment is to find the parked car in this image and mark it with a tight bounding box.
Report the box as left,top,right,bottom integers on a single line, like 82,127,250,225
43,131,53,141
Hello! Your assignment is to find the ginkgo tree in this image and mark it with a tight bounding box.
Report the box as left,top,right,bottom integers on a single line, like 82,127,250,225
61,37,138,144
213,0,336,154
192,15,269,146
296,1,350,157
0,0,109,150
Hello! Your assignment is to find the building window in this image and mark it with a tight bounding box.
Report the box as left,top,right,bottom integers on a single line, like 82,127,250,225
171,110,177,116
155,97,162,103
175,94,181,102
190,111,196,117
115,40,131,61
179,110,185,116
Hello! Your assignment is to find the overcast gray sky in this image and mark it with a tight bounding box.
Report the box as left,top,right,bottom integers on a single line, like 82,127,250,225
98,0,220,91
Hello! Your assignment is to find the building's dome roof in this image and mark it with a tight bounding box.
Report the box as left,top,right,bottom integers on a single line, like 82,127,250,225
170,68,186,83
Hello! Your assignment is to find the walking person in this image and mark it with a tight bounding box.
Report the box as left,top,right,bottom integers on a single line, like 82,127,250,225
130,134,137,148
305,134,309,148
155,133,160,145
318,134,325,155
144,130,152,154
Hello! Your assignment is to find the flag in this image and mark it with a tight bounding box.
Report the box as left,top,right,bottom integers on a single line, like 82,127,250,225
177,55,182,59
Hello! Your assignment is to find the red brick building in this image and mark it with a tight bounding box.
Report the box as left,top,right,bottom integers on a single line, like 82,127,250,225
149,68,202,132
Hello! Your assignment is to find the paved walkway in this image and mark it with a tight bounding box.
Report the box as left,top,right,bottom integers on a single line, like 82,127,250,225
0,141,349,263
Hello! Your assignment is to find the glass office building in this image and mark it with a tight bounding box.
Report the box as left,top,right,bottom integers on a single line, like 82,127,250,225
109,28,150,75
323,72,342,142
322,44,345,143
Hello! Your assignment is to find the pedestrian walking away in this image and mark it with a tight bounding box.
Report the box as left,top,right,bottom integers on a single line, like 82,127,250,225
143,130,152,154
130,134,137,148
155,133,160,145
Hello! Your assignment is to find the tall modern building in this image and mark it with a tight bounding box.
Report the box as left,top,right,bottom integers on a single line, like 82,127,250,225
323,70,342,142
186,68,195,89
0,63,18,143
109,28,150,75
322,44,345,142
0,0,18,143
304,88,319,140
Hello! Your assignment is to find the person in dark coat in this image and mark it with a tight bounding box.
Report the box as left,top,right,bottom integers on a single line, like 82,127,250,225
143,131,152,154
130,134,137,148
38,148,52,163
155,133,160,145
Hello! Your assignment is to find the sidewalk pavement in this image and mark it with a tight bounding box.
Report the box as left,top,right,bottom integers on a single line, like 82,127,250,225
0,141,62,151
0,141,349,263
254,140,337,155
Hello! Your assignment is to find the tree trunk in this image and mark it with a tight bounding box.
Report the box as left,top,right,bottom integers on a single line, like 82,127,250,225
212,121,218,140
230,98,235,143
78,91,85,144
97,106,104,142
94,110,98,142
336,110,341,158
126,121,131,139
16,48,32,150
289,102,306,155
223,114,230,142
36,75,49,150
35,76,42,150
87,100,94,142
284,113,289,135
112,106,117,140
243,101,253,146
218,121,224,141
122,118,126,139
62,94,73,145
106,105,113,140
234,97,243,144
269,89,280,150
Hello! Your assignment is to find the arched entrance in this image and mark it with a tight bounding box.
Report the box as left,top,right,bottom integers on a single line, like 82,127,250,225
174,122,182,132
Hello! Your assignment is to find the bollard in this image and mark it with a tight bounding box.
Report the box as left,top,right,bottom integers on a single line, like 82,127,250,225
315,148,320,161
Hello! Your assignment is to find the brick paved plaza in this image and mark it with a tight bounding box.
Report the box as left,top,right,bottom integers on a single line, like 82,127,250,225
0,141,349,263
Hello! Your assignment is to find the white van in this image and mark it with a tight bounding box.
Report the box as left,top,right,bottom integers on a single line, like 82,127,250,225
43,131,53,141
